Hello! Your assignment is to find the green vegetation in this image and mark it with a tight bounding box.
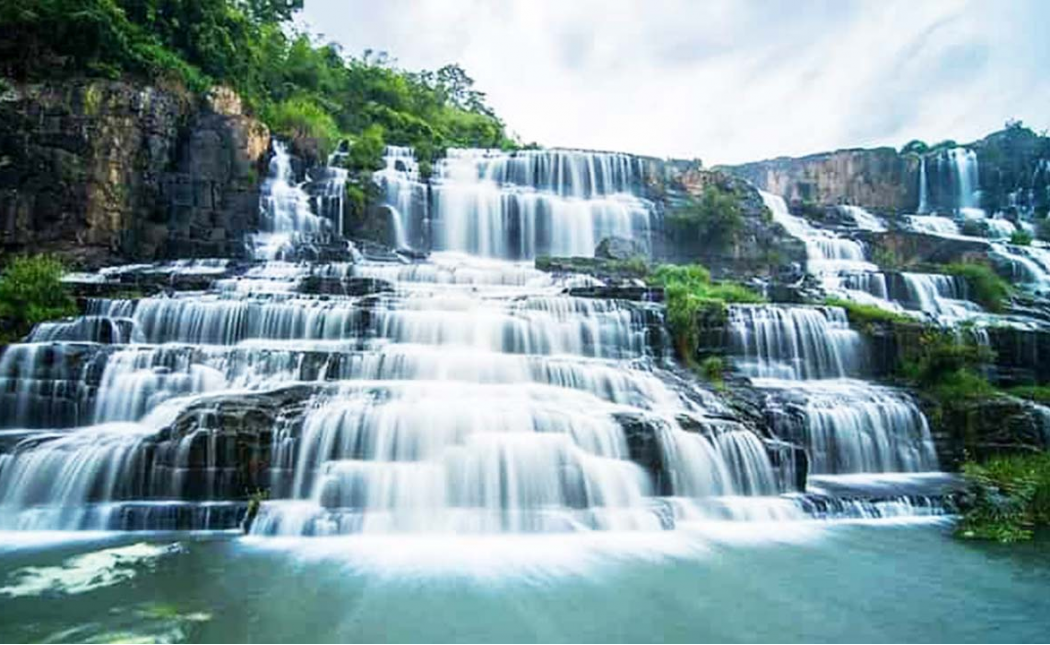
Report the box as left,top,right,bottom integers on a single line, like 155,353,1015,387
0,254,77,341
665,185,744,249
957,452,1050,542
698,356,726,390
900,140,928,155
871,245,902,271
899,329,995,401
943,262,1013,312
1006,385,1050,405
0,0,517,174
824,297,912,330
1010,229,1033,246
649,264,764,362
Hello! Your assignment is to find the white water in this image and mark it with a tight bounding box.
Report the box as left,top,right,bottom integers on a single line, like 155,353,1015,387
379,147,655,259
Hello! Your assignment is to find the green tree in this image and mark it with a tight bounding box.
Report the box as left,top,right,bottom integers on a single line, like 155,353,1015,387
0,255,77,340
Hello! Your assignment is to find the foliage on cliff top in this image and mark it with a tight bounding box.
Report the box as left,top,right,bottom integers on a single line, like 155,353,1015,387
650,264,764,362
942,262,1013,313
0,254,77,341
0,0,515,160
957,452,1050,542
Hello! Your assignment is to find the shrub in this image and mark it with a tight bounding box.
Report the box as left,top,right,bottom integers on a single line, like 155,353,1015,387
262,96,342,157
1010,229,1033,246
901,140,929,155
651,263,763,361
1006,385,1050,405
0,254,77,341
698,356,725,389
666,185,744,248
957,452,1050,542
825,297,912,329
943,262,1012,312
899,329,995,400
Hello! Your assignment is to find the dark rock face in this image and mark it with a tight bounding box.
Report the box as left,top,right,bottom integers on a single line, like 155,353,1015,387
925,396,1050,470
721,127,1050,218
0,80,269,267
595,236,648,260
723,147,918,212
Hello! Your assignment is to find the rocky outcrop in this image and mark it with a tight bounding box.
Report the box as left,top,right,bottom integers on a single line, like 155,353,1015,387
723,147,918,213
924,395,1050,470
722,126,1050,218
0,79,270,267
651,167,807,279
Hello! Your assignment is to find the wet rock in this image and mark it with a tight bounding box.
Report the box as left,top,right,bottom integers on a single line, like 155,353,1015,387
595,236,648,260
924,395,1050,469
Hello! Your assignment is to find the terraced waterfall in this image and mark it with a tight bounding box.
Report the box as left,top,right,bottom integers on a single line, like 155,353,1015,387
0,144,958,539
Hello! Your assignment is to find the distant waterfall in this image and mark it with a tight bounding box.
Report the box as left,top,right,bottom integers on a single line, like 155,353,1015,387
917,155,928,214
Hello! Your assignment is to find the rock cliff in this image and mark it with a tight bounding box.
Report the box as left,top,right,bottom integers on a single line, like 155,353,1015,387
0,79,269,267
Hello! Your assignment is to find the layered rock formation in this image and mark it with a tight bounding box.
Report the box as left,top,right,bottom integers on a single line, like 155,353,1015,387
0,79,269,267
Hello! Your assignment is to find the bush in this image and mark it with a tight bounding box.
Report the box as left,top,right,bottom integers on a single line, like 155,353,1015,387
899,329,995,400
666,185,744,248
0,254,77,341
1006,385,1050,405
698,356,725,388
651,263,763,361
957,453,1050,542
901,140,929,155
262,96,342,156
943,262,1012,312
825,297,912,329
1010,229,1034,246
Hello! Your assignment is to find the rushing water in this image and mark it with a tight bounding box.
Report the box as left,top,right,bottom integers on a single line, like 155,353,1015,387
376,147,655,259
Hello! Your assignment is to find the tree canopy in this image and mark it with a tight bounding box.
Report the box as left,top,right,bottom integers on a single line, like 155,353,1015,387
0,0,516,161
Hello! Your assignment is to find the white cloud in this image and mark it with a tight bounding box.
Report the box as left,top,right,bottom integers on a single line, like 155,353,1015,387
299,0,1050,164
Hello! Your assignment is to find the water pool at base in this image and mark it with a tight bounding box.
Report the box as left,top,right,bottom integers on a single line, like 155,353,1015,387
1,523,1048,643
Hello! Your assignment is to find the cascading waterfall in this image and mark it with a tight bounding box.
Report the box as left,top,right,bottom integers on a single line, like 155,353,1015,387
249,140,338,260
742,193,944,481
763,381,938,474
0,140,956,536
374,146,426,249
917,155,929,214
377,147,655,259
839,205,885,232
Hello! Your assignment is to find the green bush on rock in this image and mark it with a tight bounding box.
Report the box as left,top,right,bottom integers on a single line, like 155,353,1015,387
899,330,995,401
943,262,1012,313
1010,229,1033,246
650,264,763,362
0,254,77,341
665,185,744,249
957,452,1050,542
824,297,912,329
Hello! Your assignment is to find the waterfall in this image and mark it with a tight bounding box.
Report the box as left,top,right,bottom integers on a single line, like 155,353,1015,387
0,252,793,533
764,381,938,474
950,147,981,213
249,141,343,260
839,205,886,232
899,273,981,318
907,215,961,236
377,148,655,259
374,146,426,249
917,155,929,214
726,305,864,380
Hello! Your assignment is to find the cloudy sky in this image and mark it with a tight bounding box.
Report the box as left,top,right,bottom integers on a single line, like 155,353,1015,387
299,0,1049,164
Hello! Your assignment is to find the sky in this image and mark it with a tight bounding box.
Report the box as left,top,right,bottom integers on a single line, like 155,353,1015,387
298,0,1050,165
